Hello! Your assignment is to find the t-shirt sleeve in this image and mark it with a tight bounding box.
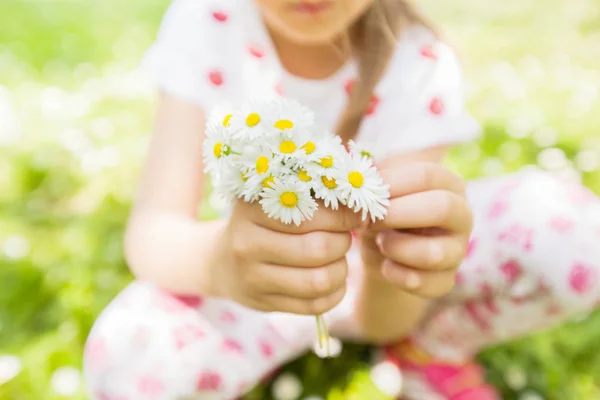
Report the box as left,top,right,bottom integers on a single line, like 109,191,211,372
366,26,481,155
140,0,229,108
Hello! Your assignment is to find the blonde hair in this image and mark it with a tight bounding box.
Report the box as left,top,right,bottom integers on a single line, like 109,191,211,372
336,0,433,141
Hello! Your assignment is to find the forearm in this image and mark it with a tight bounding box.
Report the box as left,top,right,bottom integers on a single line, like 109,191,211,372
124,210,228,296
354,237,430,344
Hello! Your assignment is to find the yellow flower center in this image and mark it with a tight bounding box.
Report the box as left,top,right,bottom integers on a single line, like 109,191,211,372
223,114,232,127
262,176,275,188
256,156,269,174
302,141,316,155
279,140,297,154
348,171,364,188
298,169,312,182
319,156,333,168
280,192,299,208
213,142,223,158
321,176,337,189
246,113,261,127
274,119,294,130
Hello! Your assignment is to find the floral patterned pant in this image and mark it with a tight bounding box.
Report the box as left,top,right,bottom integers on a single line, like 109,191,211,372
84,171,600,400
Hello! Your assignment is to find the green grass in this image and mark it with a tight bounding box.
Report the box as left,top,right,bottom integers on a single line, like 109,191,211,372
1,0,599,399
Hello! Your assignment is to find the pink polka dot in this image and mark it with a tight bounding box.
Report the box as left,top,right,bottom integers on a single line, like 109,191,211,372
466,238,477,259
220,310,237,323
172,294,204,309
155,292,187,313
488,200,509,219
221,338,244,354
549,216,574,233
366,95,380,116
138,375,163,395
212,11,228,22
208,70,224,86
344,79,355,94
85,337,107,366
569,262,597,295
173,323,205,350
429,97,444,115
420,44,437,59
499,259,523,284
248,44,265,58
196,371,222,391
258,338,274,359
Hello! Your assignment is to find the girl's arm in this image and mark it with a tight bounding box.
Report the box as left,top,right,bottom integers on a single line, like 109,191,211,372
124,93,228,296
354,146,452,344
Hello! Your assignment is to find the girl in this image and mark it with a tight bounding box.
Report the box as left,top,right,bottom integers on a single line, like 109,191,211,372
84,0,600,399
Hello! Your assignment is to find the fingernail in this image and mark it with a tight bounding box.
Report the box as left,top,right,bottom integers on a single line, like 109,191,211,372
405,272,421,289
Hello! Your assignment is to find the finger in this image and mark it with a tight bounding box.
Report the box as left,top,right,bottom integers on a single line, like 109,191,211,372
379,162,466,198
381,260,458,298
377,230,468,271
233,223,352,267
371,190,473,233
258,285,347,315
249,259,348,299
241,200,362,234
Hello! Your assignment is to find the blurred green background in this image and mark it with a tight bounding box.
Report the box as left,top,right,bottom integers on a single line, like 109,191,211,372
1,0,599,399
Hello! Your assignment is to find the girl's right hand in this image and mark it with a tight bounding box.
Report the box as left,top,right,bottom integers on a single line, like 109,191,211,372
216,200,362,315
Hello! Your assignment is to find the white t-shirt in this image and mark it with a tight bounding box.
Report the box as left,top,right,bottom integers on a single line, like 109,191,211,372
142,0,481,155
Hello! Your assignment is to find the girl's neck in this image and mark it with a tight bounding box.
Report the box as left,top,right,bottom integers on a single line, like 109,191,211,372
267,26,352,80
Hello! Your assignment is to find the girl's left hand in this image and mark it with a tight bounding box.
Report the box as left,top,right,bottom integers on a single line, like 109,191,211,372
366,161,473,298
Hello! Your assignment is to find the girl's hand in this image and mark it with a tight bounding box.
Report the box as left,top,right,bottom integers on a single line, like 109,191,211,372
216,200,362,315
367,161,473,299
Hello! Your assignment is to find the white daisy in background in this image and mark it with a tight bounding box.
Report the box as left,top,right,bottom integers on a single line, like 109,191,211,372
268,98,315,134
337,154,390,222
207,101,235,130
203,119,232,177
213,160,247,203
347,139,386,162
312,172,345,210
229,100,273,140
260,178,318,226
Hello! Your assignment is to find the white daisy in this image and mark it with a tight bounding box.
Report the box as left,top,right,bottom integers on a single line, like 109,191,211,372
337,154,390,222
347,139,386,162
268,129,312,168
203,119,232,177
312,172,345,210
239,147,290,202
260,179,318,226
267,98,315,134
212,160,247,203
229,100,272,140
304,134,346,178
207,102,235,130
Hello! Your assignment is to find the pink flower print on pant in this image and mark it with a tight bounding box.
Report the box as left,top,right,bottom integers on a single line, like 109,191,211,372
196,371,222,391
466,238,477,259
569,262,597,295
138,375,163,396
488,199,509,220
258,338,274,359
549,216,574,233
500,259,524,284
498,224,534,252
221,338,244,354
85,337,107,367
173,323,205,350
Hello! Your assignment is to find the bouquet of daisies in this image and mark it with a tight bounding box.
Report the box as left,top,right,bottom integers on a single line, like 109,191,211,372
204,97,390,353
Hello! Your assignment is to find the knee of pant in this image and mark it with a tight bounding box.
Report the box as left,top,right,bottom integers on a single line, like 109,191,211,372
83,282,215,398
496,170,600,235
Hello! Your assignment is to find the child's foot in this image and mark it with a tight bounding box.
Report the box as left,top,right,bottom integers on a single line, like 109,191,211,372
383,339,500,400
